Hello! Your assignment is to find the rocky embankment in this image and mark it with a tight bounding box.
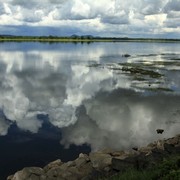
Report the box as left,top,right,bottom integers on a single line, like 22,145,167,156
7,134,180,180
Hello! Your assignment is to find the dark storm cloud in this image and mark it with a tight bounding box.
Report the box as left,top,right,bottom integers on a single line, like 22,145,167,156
11,0,37,8
164,18,180,28
0,4,5,15
0,25,82,36
164,0,180,12
49,0,67,4
101,15,129,25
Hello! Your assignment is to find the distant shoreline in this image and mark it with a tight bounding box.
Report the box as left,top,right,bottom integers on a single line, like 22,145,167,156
0,36,180,43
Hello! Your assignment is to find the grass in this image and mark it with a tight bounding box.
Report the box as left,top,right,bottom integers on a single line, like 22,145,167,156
0,38,113,43
0,36,180,43
108,154,180,180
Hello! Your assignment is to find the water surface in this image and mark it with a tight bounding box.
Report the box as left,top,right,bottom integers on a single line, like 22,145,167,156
0,42,180,179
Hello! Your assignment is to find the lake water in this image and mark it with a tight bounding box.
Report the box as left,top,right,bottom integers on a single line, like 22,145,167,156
0,42,180,179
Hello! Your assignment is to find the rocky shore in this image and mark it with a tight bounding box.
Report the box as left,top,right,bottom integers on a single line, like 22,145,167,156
7,134,180,180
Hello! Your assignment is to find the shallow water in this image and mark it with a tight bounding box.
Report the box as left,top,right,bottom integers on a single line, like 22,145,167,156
0,42,180,179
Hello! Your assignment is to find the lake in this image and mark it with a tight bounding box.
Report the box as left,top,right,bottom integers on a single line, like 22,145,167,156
0,42,180,179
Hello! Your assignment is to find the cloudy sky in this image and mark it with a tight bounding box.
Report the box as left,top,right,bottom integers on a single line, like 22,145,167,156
0,0,179,37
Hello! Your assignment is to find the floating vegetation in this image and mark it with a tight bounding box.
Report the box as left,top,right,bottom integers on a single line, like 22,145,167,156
88,63,101,67
87,53,180,93
121,66,162,78
122,54,131,57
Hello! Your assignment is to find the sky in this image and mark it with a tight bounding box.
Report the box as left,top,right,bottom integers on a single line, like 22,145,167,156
0,0,179,38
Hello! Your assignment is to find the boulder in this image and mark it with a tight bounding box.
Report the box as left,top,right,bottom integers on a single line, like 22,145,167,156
156,140,164,150
43,159,63,172
75,154,90,168
165,135,180,146
7,175,13,180
138,146,152,155
112,156,137,171
110,150,126,157
89,152,112,171
11,167,44,180
46,166,63,178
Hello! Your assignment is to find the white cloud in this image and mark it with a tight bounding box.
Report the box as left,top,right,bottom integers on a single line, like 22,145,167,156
0,43,179,152
61,93,180,151
0,0,179,37
71,0,91,19
0,44,127,135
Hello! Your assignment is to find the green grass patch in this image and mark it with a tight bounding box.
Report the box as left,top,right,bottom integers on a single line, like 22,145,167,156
108,154,180,180
0,36,180,43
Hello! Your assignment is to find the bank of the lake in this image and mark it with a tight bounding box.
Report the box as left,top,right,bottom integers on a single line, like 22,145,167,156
7,134,180,180
0,36,180,43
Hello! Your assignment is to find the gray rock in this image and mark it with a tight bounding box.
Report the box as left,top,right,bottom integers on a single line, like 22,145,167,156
46,167,62,178
75,154,89,168
7,175,13,180
165,135,180,146
59,161,76,171
97,148,114,155
11,167,44,180
44,159,63,172
110,150,125,157
112,156,137,171
138,146,152,155
89,152,112,170
156,140,164,150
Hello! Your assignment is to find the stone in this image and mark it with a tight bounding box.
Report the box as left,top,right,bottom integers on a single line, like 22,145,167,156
46,167,58,177
40,175,47,180
78,162,93,176
60,171,72,179
164,143,175,153
110,150,125,157
147,142,156,149
166,135,180,146
8,135,180,180
89,152,112,170
156,140,164,150
112,156,137,171
79,153,87,158
11,167,44,180
44,159,63,172
98,148,114,154
75,157,88,168
138,146,152,155
29,174,40,180
7,175,13,180
59,161,76,171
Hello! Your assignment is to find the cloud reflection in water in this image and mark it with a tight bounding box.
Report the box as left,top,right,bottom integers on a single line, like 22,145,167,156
0,43,180,151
